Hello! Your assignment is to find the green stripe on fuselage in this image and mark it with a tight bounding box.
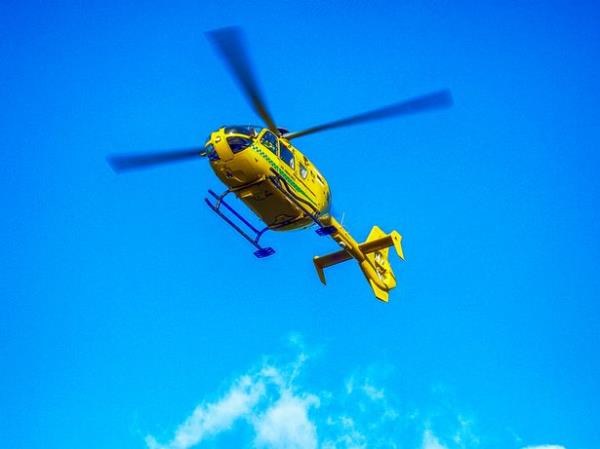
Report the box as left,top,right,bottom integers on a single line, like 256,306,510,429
252,144,317,208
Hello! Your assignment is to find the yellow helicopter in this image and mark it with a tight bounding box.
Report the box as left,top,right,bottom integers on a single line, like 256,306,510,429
108,27,452,302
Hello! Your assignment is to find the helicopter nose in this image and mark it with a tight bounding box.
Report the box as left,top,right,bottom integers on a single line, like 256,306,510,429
203,143,219,161
212,136,235,162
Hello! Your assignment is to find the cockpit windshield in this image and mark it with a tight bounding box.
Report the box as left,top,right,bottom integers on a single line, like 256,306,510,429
227,136,252,154
224,126,261,137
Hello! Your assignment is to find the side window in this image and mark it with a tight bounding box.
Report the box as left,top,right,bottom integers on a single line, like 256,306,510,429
279,142,295,169
260,130,279,155
299,164,308,179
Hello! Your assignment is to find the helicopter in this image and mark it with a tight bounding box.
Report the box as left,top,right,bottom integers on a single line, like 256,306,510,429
107,27,452,302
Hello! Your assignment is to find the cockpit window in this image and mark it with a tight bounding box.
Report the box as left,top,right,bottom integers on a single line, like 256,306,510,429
225,126,260,137
227,136,252,154
299,164,308,179
279,142,295,169
260,130,279,155
204,143,219,161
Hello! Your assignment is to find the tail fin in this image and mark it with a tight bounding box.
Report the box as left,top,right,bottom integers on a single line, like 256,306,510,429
313,220,404,302
361,226,404,301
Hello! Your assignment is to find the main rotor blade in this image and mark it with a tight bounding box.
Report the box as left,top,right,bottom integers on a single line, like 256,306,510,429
107,148,202,173
284,89,453,140
206,27,278,133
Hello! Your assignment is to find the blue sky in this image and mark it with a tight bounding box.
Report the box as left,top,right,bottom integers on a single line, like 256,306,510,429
1,1,599,448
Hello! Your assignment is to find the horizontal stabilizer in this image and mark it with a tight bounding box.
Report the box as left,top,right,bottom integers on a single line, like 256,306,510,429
313,249,352,285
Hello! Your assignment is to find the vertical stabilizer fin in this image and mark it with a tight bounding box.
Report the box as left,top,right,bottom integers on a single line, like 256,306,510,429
368,278,390,302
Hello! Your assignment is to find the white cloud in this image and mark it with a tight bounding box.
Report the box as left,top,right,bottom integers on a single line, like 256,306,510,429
452,415,479,448
145,374,265,449
145,350,320,449
254,391,319,449
345,377,354,395
362,381,385,402
321,414,367,449
144,342,569,449
422,430,448,449
521,446,566,449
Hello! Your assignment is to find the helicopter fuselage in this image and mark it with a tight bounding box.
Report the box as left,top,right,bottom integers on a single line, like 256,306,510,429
206,126,331,231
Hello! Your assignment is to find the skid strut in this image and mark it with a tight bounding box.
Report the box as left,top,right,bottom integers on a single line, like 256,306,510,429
204,189,275,258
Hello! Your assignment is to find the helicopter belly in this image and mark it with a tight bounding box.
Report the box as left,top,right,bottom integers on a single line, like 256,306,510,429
210,144,323,232
236,179,313,231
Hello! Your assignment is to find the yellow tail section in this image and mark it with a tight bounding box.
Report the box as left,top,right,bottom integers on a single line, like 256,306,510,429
313,218,404,302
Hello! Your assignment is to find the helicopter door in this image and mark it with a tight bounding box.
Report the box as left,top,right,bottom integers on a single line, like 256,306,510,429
279,141,295,170
260,130,279,155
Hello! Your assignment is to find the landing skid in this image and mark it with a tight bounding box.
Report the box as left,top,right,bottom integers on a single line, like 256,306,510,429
204,189,275,258
205,174,333,258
